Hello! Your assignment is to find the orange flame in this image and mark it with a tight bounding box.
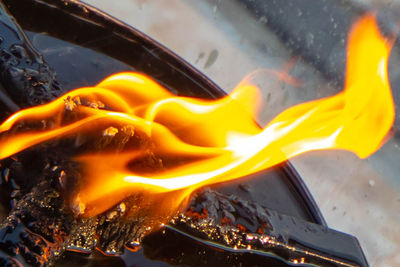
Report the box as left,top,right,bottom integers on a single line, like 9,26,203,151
0,15,395,220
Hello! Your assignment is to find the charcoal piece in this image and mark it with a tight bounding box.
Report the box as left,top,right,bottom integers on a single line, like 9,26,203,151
0,154,150,266
0,181,72,266
71,199,149,255
0,2,61,110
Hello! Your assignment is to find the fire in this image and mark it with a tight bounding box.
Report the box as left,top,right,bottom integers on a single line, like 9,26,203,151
0,15,395,220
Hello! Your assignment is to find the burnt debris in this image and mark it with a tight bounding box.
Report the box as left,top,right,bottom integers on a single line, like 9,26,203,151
0,151,367,267
0,2,61,111
158,189,365,267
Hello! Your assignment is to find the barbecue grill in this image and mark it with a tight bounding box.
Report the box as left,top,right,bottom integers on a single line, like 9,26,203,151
0,1,373,266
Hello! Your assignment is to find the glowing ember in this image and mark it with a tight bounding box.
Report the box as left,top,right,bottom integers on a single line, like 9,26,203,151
0,15,395,220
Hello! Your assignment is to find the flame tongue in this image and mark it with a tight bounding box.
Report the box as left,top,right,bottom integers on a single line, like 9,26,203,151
0,15,395,219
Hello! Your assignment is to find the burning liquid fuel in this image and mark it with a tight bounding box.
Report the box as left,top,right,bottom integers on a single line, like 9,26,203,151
0,15,395,221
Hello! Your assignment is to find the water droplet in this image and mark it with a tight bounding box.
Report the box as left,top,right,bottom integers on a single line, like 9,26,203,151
9,198,16,208
10,44,28,59
2,168,10,182
118,202,126,213
259,16,268,24
195,52,205,64
10,190,20,198
10,179,20,190
204,49,219,69
106,210,118,220
51,165,59,171
368,179,375,187
58,170,67,189
8,67,23,79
